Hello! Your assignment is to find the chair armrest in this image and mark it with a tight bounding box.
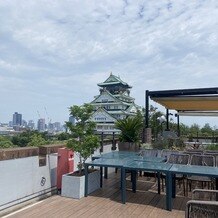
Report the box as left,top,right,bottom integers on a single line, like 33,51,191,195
186,200,218,218
192,189,218,201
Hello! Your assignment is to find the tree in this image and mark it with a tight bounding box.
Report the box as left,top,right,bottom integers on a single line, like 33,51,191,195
27,134,47,147
115,112,143,143
148,105,165,140
0,136,15,148
201,123,213,135
66,104,100,175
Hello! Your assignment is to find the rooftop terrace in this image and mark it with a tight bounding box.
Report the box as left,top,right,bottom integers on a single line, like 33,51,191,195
6,172,188,218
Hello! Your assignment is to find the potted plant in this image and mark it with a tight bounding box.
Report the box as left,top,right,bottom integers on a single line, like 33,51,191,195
61,103,100,199
115,112,143,152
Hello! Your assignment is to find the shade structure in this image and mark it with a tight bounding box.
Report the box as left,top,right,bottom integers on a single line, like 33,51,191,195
177,111,218,116
151,96,218,111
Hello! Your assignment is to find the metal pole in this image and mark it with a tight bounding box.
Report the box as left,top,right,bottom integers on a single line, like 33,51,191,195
177,114,180,137
100,132,104,153
166,109,169,130
112,132,116,150
145,90,149,128
143,90,149,143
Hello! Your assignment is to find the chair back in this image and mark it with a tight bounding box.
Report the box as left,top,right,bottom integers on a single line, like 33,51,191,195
161,149,180,160
168,153,190,165
185,149,204,154
190,154,215,167
141,149,158,157
204,152,218,167
183,151,204,163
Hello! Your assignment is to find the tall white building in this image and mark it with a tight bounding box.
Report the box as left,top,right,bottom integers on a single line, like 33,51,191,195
90,73,141,133
37,118,45,132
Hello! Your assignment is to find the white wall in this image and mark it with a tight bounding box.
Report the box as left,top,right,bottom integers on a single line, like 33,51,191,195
0,154,57,211
0,144,115,212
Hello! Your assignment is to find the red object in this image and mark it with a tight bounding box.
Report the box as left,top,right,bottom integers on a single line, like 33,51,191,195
57,148,74,189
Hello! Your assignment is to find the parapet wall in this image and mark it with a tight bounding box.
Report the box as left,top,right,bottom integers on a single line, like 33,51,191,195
0,144,64,215
0,144,64,161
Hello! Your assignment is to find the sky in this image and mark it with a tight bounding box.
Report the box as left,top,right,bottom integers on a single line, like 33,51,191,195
0,0,218,127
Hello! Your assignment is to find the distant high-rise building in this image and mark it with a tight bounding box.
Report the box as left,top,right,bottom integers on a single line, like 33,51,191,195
54,122,61,132
69,116,75,125
13,112,22,126
22,120,27,127
8,121,13,127
37,118,45,132
28,120,35,130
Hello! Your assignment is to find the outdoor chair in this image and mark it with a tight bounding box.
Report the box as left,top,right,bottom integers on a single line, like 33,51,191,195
185,149,204,154
140,149,159,157
187,155,215,192
161,153,190,196
185,189,218,218
160,149,180,161
204,152,218,167
183,151,204,164
138,149,159,179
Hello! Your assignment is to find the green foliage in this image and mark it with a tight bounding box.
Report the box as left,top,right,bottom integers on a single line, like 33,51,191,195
27,134,47,147
201,123,213,135
57,132,71,141
115,112,143,143
11,130,50,147
149,106,164,139
66,104,100,174
205,144,218,151
0,136,15,148
152,137,185,151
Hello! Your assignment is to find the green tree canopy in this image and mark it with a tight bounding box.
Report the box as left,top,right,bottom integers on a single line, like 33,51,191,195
66,103,100,174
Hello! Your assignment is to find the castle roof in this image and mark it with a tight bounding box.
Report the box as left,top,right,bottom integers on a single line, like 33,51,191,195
97,73,132,88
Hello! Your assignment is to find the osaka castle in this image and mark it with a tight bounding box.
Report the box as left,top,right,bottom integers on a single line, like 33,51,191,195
90,73,141,133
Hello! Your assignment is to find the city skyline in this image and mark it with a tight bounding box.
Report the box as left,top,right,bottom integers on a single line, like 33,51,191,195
0,1,218,127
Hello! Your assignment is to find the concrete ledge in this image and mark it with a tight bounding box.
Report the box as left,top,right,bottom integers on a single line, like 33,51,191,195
39,144,65,155
0,144,65,161
0,147,39,161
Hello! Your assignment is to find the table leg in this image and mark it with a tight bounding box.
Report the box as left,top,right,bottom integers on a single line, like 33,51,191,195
131,170,137,193
166,172,172,211
104,167,108,179
85,164,88,197
216,178,218,201
121,168,126,204
100,167,103,188
157,172,161,194
172,174,176,198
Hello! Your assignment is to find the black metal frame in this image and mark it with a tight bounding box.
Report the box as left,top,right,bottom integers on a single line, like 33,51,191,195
143,87,218,142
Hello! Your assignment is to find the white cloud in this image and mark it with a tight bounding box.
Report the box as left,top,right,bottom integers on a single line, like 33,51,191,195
0,0,217,126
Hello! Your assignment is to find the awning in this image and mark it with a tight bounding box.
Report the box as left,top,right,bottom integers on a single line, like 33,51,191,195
151,96,218,111
177,111,218,116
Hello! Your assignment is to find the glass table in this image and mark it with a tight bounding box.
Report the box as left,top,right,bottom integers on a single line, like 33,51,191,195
123,161,173,210
167,164,218,211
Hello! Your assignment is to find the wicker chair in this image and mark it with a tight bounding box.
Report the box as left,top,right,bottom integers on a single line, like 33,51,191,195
186,189,218,218
140,149,159,177
184,151,204,164
161,153,190,195
187,155,215,191
140,149,158,157
204,152,218,167
160,149,180,160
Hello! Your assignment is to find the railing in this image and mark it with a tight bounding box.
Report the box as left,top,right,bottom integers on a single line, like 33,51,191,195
95,131,119,153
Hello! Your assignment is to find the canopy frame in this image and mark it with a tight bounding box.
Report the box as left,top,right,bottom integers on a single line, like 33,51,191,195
143,87,218,142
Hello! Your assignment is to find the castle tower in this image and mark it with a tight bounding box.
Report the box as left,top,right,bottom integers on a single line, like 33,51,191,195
90,73,140,133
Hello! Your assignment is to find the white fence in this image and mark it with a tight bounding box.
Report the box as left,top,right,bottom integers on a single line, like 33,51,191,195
0,144,115,214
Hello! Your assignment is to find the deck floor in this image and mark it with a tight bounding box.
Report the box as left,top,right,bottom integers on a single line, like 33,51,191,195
7,172,190,218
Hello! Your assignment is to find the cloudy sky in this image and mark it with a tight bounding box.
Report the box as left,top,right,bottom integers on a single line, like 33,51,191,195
0,0,218,127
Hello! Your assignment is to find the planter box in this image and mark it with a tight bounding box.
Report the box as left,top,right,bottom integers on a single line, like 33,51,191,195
118,142,140,152
61,170,100,199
